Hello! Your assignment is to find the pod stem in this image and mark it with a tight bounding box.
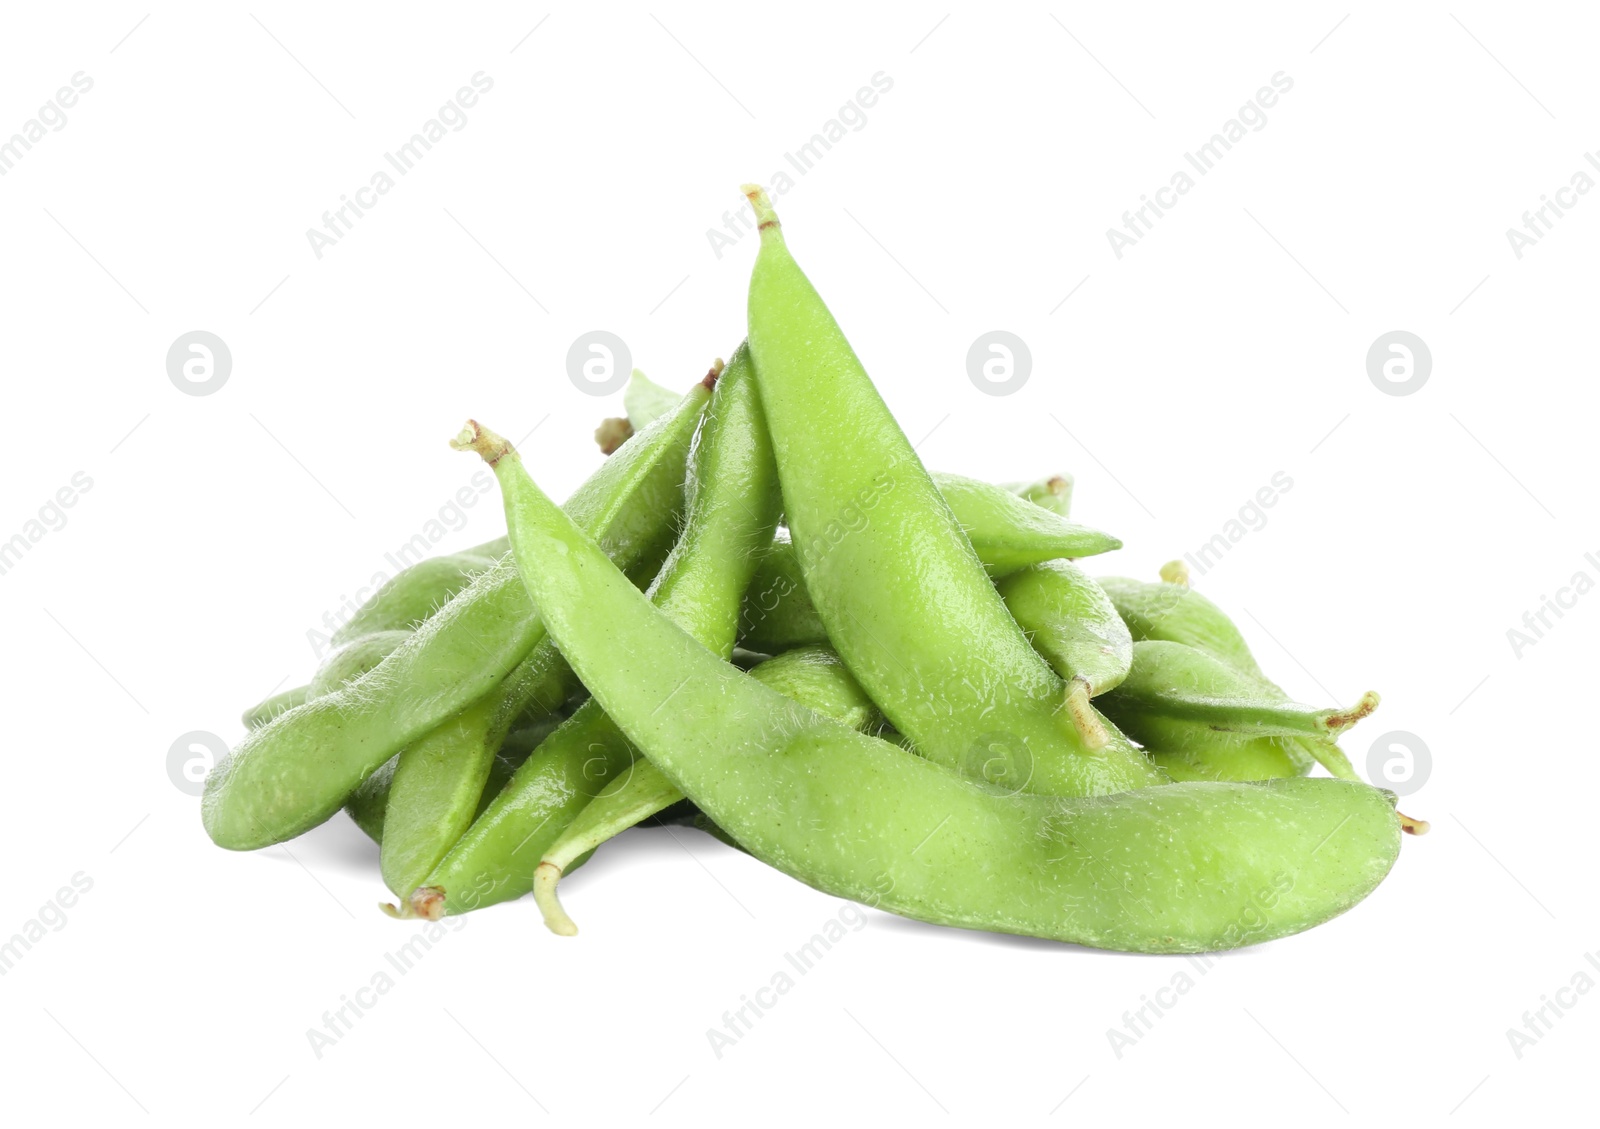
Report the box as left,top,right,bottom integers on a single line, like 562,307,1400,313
1064,679,1109,751
1397,811,1430,836
533,862,578,937
1323,691,1381,735
594,417,633,455
451,419,515,466
377,885,445,921
1159,559,1190,586
742,183,779,230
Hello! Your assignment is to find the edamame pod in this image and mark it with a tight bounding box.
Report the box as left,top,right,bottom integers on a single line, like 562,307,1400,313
329,540,508,649
1099,640,1379,744
307,629,412,696
743,187,1160,797
1007,474,1073,518
346,717,562,844
929,473,1117,574
241,685,309,730
405,349,781,917
202,375,713,850
1143,734,1315,784
996,559,1132,749
1098,574,1267,681
1099,570,1365,787
465,422,1405,953
533,644,878,934
374,539,668,899
736,478,1119,653
623,369,681,432
244,542,504,731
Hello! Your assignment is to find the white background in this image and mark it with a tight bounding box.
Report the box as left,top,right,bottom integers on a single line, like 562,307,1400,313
0,2,1590,1124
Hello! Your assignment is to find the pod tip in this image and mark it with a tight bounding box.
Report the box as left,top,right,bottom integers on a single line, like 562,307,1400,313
1159,559,1190,587
451,420,513,466
409,886,446,921
1397,811,1430,836
742,183,779,230
594,417,633,455
702,356,725,389
1326,691,1381,734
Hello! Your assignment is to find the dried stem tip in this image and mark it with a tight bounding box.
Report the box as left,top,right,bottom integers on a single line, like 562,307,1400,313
377,885,445,921
595,417,633,455
742,183,779,230
1325,691,1381,735
451,419,514,466
1397,812,1430,836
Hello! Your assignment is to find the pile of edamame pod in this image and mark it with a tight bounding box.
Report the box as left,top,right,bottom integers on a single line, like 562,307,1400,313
205,187,1426,953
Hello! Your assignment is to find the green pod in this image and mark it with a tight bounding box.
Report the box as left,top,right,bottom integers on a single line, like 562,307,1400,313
203,376,712,851
737,532,825,653
1100,640,1378,749
738,477,1121,653
1007,474,1073,518
241,685,309,730
246,539,506,732
1097,575,1267,681
346,717,562,844
307,630,412,696
624,369,682,432
997,559,1131,695
744,645,877,732
374,538,668,900
1098,575,1366,782
469,420,1405,953
330,540,508,649
996,559,1132,749
929,472,1117,573
1144,735,1315,784
408,349,783,918
532,644,878,933
742,189,1158,798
